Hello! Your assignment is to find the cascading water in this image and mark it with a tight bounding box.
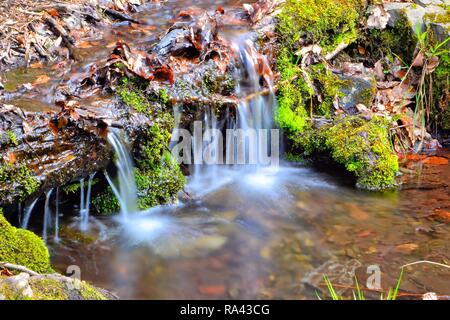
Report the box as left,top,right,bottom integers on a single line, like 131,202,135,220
42,188,54,242
79,173,96,231
105,129,138,220
54,187,60,242
22,197,39,229
182,35,279,196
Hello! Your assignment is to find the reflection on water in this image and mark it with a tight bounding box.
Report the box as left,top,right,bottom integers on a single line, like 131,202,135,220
46,160,450,299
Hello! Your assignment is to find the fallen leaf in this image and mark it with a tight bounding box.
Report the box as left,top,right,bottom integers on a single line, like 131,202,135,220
30,62,44,69
358,45,366,55
33,75,51,86
421,156,448,165
0,268,13,277
411,51,424,67
431,209,450,222
7,152,16,164
374,60,385,81
199,284,226,296
426,56,439,74
46,8,59,17
395,243,418,253
357,230,372,238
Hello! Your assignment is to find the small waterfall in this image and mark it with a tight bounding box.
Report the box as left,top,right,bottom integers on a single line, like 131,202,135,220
79,173,96,231
106,129,138,219
42,188,54,242
54,187,60,242
22,197,39,229
174,35,279,196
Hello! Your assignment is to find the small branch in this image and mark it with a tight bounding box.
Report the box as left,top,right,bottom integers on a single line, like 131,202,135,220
102,7,139,24
0,262,40,277
325,41,350,61
401,260,450,269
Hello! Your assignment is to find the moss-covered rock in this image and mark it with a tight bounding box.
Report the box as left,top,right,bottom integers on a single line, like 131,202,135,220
319,116,399,190
93,78,186,215
0,163,40,203
0,213,52,274
0,273,110,300
275,0,399,190
277,0,364,53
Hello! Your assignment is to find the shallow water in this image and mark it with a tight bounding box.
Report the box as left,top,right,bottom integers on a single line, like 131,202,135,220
42,157,450,300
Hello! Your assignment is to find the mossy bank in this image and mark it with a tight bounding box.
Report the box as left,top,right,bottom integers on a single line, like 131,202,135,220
274,0,407,190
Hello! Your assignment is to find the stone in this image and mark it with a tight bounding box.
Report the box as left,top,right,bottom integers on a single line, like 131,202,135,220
413,0,447,6
338,72,377,115
429,22,450,47
383,3,446,32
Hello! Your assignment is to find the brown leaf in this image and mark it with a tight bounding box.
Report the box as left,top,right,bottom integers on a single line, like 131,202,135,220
7,152,16,164
411,51,424,67
46,8,59,17
33,75,51,86
421,156,448,165
432,209,450,222
0,268,13,277
395,243,418,253
69,109,79,121
48,120,59,135
358,45,366,55
198,284,226,296
426,56,439,74
153,65,174,84
30,62,44,69
374,60,385,81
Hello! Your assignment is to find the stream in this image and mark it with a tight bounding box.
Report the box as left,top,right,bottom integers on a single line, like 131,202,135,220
1,0,449,300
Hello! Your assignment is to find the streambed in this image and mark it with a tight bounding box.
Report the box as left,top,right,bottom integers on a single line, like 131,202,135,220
25,157,448,299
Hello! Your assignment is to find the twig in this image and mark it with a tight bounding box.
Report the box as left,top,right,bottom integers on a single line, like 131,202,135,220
401,260,450,269
0,262,40,277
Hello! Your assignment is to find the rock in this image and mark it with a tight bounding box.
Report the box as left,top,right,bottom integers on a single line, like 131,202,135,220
382,3,447,33
302,259,362,296
1,273,33,298
413,0,447,6
338,72,377,115
429,22,450,47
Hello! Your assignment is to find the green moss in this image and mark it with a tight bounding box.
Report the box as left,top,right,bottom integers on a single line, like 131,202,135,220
275,48,312,136
93,113,185,215
118,86,151,114
365,13,416,62
277,0,362,53
134,114,186,209
29,277,69,300
2,130,18,146
319,116,398,190
0,163,40,203
79,281,107,300
424,8,450,24
202,70,236,95
0,213,52,274
92,186,120,215
429,37,450,131
311,63,348,117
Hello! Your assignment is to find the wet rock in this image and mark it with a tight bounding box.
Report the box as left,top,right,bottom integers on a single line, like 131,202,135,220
302,259,362,296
